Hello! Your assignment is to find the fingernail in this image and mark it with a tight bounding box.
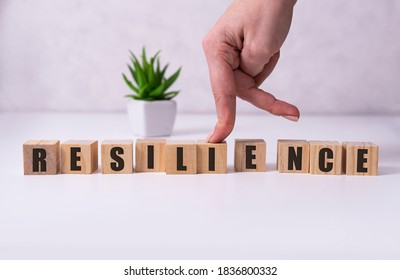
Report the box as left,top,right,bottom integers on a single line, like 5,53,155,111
282,115,299,122
206,128,215,142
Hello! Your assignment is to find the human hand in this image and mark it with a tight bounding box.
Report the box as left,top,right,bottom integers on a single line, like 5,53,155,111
203,0,300,143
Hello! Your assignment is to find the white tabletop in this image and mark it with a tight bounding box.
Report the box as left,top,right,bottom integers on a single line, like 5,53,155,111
0,112,399,259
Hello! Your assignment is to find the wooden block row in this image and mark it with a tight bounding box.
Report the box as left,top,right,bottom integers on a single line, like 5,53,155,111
135,139,228,174
23,139,378,176
23,140,98,175
23,139,230,175
277,140,378,175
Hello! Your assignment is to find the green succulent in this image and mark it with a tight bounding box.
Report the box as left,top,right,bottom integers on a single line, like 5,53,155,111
123,48,181,101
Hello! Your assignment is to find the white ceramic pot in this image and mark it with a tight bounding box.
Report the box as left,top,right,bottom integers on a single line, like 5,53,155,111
127,99,177,137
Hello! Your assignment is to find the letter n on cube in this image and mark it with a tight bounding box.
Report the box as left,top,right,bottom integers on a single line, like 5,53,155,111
277,140,309,173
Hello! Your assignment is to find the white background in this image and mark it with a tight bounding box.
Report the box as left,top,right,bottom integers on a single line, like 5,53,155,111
1,0,400,114
1,113,399,260
1,0,400,262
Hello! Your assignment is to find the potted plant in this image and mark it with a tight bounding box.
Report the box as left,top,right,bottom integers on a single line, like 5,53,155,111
123,48,181,137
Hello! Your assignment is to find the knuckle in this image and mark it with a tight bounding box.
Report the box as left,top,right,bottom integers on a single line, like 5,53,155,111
203,29,228,59
202,32,216,52
202,35,210,51
246,40,279,60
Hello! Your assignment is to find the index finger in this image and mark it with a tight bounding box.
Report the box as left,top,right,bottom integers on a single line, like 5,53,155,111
203,35,238,143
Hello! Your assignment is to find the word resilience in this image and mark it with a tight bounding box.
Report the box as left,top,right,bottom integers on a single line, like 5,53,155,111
23,139,379,176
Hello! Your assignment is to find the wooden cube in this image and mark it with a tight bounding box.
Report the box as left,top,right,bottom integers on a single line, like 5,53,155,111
101,140,133,174
135,139,166,172
197,140,227,174
309,141,342,175
165,140,197,174
342,142,379,176
277,140,310,173
23,140,60,175
61,140,98,174
234,139,266,172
